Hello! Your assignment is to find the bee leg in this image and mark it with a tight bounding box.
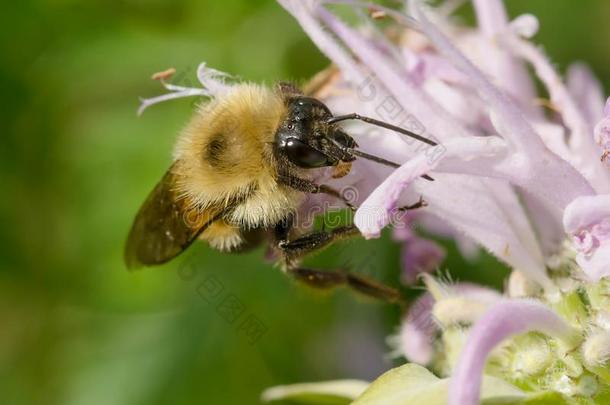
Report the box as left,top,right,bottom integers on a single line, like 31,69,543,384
277,225,359,261
397,195,428,211
275,224,405,305
277,174,356,211
272,197,428,261
287,267,405,305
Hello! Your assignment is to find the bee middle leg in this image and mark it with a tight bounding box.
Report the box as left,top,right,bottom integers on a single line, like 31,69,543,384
274,219,405,305
278,224,359,259
287,267,405,305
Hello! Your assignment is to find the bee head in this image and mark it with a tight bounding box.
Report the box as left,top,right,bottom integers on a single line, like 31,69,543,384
275,97,356,169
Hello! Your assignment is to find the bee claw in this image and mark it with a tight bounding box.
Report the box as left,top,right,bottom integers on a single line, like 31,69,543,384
397,196,428,212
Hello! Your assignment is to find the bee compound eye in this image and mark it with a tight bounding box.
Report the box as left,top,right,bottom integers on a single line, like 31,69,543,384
283,138,332,168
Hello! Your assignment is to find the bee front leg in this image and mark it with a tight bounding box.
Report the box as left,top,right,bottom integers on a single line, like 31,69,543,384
277,174,356,211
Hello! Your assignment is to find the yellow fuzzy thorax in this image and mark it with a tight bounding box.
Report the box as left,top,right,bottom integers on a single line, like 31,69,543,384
171,83,302,250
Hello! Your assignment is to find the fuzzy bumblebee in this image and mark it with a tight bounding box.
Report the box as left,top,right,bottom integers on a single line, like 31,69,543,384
125,71,435,304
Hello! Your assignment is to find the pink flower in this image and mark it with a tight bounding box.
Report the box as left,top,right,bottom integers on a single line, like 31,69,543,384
275,0,610,403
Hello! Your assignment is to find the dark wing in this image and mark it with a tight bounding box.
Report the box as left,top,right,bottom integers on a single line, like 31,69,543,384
277,81,303,97
124,163,221,269
276,66,338,100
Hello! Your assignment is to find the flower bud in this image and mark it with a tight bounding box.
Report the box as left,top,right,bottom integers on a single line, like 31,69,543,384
508,270,542,298
432,297,490,327
509,335,553,378
583,331,610,367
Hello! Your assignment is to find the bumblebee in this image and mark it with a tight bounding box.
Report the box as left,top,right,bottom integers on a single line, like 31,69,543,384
125,75,435,303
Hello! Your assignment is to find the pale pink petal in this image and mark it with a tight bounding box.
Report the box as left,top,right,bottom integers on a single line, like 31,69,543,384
499,34,610,193
402,48,426,86
415,52,467,85
472,0,537,106
521,192,564,258
499,36,585,139
455,237,480,261
563,195,610,232
575,243,610,282
392,211,417,242
508,14,539,39
564,195,610,280
354,149,438,238
422,78,487,130
472,0,508,36
567,62,606,124
449,299,576,405
399,292,436,364
528,119,572,163
416,176,550,288
416,214,480,260
317,6,473,143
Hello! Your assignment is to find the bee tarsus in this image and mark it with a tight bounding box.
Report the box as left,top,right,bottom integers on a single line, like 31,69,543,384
397,196,428,211
288,267,405,306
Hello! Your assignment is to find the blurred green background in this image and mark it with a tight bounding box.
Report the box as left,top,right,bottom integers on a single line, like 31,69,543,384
2,1,609,404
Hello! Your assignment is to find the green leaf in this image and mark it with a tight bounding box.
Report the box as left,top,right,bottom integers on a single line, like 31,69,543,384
352,363,525,405
261,379,370,404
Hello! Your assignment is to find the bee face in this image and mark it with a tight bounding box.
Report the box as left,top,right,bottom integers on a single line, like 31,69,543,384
275,97,355,168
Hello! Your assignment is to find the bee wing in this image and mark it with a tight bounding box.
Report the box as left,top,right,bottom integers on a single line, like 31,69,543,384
124,163,222,269
277,81,304,97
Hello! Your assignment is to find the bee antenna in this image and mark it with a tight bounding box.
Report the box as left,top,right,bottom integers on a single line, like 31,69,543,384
348,149,401,168
326,138,434,181
327,113,437,146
